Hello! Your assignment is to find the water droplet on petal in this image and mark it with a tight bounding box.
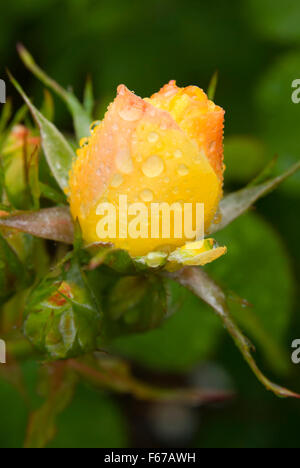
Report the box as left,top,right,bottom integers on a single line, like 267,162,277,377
195,150,206,164
142,155,164,178
174,149,183,159
111,173,123,188
79,137,89,148
148,132,159,143
177,164,189,176
140,189,154,202
90,121,101,134
119,106,143,122
156,245,173,254
115,149,134,174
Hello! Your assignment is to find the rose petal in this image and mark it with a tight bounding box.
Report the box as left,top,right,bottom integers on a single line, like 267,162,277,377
148,80,225,180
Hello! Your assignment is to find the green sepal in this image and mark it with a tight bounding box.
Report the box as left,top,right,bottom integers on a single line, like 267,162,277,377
102,274,168,339
24,260,102,360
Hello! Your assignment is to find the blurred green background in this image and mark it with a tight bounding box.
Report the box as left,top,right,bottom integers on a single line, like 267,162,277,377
0,0,300,448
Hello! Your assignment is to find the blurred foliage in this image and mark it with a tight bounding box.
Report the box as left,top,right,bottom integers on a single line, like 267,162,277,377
255,51,300,193
0,0,300,449
48,385,129,448
245,0,300,43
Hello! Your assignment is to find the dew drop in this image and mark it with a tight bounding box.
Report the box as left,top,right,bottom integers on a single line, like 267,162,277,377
174,149,183,159
119,106,142,122
142,155,164,178
148,132,159,143
90,121,101,134
115,149,134,174
156,245,173,254
79,137,89,148
195,150,206,164
177,164,189,176
111,173,123,188
140,189,154,202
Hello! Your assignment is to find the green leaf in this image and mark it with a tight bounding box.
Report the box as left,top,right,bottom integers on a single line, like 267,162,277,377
0,207,74,244
168,267,299,399
207,70,219,100
24,261,102,360
83,75,94,117
209,161,300,234
18,44,91,141
39,182,67,204
40,89,55,122
9,72,76,191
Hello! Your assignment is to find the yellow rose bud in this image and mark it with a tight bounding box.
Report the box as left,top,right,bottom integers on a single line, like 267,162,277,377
69,82,224,257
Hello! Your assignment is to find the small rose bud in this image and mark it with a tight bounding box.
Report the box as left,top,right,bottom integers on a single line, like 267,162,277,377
3,125,40,209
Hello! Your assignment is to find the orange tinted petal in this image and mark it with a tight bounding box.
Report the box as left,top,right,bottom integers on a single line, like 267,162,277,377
147,80,225,180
